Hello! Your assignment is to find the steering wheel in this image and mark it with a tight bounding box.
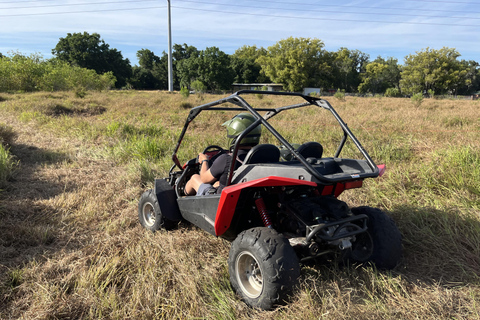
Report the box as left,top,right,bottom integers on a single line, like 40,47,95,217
198,145,225,165
202,145,225,154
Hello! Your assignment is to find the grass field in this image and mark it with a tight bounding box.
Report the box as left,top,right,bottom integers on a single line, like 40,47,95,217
0,91,479,319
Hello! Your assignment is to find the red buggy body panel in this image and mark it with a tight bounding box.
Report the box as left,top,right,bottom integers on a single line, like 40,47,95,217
214,176,317,236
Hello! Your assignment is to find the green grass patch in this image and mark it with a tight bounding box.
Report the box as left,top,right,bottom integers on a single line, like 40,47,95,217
425,146,480,202
0,123,16,145
443,116,470,128
0,144,17,187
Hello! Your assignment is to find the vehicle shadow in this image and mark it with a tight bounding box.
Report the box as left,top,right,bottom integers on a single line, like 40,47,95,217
389,205,480,285
303,204,479,289
0,143,77,270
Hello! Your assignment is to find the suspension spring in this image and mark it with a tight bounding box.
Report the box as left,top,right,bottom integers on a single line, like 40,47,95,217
255,198,272,228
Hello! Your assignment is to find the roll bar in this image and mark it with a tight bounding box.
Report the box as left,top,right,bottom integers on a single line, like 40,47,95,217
171,90,379,184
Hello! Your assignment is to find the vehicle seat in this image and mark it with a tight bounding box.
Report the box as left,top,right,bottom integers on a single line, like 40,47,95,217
243,144,280,164
296,142,323,159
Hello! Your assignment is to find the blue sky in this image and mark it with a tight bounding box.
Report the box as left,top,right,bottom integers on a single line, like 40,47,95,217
1,0,479,65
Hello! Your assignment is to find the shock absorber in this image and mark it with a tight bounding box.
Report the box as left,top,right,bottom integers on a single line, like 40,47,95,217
255,198,273,228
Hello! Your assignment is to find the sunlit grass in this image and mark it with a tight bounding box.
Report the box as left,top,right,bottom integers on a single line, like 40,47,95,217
0,91,479,319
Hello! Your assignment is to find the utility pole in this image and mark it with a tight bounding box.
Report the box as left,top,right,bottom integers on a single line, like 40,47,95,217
167,0,173,92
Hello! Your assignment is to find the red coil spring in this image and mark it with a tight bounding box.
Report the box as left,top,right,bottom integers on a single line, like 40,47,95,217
255,198,272,228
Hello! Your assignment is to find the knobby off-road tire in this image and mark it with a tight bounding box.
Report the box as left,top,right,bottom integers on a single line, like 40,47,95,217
228,227,300,310
138,189,175,231
350,206,402,269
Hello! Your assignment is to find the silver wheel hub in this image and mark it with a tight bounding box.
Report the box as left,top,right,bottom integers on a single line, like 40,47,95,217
142,202,156,227
235,251,263,298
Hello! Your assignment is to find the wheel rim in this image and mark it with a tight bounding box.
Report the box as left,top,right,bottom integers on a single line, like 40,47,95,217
142,202,156,227
351,232,374,262
235,251,263,299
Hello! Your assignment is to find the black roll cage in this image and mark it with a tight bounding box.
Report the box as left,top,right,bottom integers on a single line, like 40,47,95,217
170,90,379,185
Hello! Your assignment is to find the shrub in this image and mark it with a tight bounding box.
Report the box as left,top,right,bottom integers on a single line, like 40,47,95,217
0,144,17,187
74,86,87,98
411,92,424,107
334,89,345,101
385,87,401,97
180,87,190,98
0,53,45,92
191,80,206,93
0,53,116,93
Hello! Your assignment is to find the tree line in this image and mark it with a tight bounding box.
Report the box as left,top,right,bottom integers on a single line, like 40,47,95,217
1,32,479,96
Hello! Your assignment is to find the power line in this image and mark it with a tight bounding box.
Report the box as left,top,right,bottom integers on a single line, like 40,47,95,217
0,0,56,3
251,0,480,14
1,0,157,10
3,0,480,14
0,5,165,17
390,0,480,4
253,0,480,6
2,0,480,17
174,0,480,21
171,5,480,27
1,0,479,27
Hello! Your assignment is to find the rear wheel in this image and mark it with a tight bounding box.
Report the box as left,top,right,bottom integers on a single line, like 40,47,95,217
138,189,175,231
228,227,300,310
349,206,402,269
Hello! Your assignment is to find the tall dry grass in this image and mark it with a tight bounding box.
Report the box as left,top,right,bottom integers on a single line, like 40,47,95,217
0,91,479,319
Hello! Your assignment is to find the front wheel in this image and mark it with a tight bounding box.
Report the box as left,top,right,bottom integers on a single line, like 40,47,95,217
138,189,174,231
349,206,402,269
228,227,300,310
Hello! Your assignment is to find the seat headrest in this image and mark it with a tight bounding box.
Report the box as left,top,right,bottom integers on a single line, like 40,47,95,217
296,142,323,159
243,144,280,164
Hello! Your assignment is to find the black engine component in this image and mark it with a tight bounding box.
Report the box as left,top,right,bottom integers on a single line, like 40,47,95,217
278,196,351,236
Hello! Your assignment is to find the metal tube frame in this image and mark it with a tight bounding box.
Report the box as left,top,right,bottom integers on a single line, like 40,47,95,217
170,90,380,184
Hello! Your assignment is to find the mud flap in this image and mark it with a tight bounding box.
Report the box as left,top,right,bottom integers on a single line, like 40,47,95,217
155,179,182,221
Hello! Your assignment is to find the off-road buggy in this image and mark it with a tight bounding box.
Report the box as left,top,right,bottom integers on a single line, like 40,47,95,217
138,90,402,310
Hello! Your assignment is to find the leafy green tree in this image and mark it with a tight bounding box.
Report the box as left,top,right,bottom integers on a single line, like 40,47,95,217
231,45,269,83
152,53,169,89
374,56,401,89
256,37,326,92
129,66,160,89
358,62,388,94
457,60,480,95
177,46,235,91
307,50,337,91
176,52,200,89
358,57,401,94
196,47,235,91
400,47,469,95
172,44,199,89
172,43,199,61
52,32,131,88
137,48,160,70
333,48,369,92
128,49,168,90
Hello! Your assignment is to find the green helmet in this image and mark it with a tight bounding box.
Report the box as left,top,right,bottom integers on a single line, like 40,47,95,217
222,113,261,150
